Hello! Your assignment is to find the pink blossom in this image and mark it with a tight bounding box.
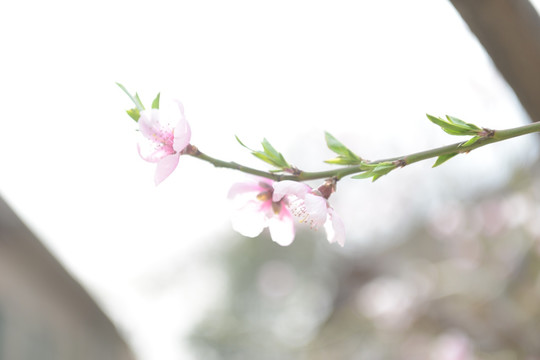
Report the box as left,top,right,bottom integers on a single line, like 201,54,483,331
272,180,345,246
228,178,295,246
137,101,191,185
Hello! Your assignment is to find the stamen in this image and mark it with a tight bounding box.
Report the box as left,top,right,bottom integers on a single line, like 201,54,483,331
271,201,282,214
256,191,271,202
288,197,319,229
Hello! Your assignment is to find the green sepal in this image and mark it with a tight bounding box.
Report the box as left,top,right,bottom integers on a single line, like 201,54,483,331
126,108,141,122
152,93,160,109
324,132,362,165
432,153,459,167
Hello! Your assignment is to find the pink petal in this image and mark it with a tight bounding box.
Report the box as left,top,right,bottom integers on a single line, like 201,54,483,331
175,100,185,114
137,142,174,163
230,201,267,238
173,108,191,152
228,182,261,199
154,153,180,185
268,210,295,246
304,193,328,227
138,109,161,140
272,180,310,202
324,208,346,246
227,178,272,199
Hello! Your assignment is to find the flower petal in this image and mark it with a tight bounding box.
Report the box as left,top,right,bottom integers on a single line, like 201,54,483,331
230,201,267,238
154,153,180,185
138,142,174,163
304,193,328,227
324,208,346,246
173,102,191,152
227,180,265,199
272,180,310,202
138,109,161,140
268,209,295,246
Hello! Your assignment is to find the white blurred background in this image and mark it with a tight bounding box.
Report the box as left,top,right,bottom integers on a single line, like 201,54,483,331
1,1,539,359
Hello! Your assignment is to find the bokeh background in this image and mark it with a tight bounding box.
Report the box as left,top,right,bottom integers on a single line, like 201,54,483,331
1,0,540,359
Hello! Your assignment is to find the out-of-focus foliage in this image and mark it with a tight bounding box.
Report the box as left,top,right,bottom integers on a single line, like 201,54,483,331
190,160,540,360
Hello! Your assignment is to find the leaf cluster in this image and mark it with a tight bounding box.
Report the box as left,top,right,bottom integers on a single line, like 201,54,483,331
324,132,397,181
117,83,160,122
324,132,363,165
427,114,482,136
351,162,396,181
427,114,486,167
236,136,291,171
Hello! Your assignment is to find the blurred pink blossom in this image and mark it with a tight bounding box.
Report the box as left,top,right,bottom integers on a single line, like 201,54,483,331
228,178,295,246
272,180,345,246
137,101,191,185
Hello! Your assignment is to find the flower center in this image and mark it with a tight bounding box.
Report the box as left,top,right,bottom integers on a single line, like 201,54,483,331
151,126,175,147
256,182,287,215
256,191,272,202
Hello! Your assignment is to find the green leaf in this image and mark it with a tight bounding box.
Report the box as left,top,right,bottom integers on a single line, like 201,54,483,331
445,115,468,127
427,114,470,135
261,138,289,168
252,152,280,167
432,153,459,167
235,136,290,169
461,136,481,147
325,132,360,158
135,93,144,109
126,108,141,122
235,135,250,149
351,171,375,179
324,132,362,165
446,115,481,131
324,157,360,165
351,162,395,180
352,171,390,181
325,132,347,156
152,93,160,109
359,161,393,171
427,114,483,136
261,138,281,161
373,163,395,172
117,83,145,111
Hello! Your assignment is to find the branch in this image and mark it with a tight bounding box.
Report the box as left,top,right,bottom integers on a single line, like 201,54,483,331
188,121,540,182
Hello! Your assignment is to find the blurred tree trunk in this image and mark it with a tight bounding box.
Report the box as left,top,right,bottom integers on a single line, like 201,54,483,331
449,0,540,123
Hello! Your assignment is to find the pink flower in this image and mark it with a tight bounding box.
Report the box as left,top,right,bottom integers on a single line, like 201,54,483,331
137,101,191,185
272,180,345,246
228,178,295,246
